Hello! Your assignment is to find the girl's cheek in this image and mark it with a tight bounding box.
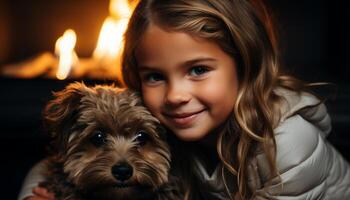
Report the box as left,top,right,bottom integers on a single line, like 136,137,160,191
200,79,230,101
142,88,161,113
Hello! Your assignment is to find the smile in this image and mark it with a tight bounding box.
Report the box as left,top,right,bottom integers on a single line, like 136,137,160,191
164,110,205,127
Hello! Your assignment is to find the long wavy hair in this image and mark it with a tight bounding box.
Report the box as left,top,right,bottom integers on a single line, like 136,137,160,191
121,0,307,199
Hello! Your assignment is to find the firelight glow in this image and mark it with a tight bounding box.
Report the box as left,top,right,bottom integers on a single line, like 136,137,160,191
55,29,78,80
109,0,133,19
92,16,128,62
93,0,133,63
55,0,135,80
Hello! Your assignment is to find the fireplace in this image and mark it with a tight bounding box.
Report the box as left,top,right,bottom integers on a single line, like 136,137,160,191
0,0,349,199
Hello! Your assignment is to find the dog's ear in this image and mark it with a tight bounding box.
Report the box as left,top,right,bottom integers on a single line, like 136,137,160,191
43,82,87,151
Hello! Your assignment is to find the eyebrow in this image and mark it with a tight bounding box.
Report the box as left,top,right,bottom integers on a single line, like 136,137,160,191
138,57,217,71
183,57,217,66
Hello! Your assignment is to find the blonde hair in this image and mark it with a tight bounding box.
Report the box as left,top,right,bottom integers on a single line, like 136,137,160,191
122,0,307,199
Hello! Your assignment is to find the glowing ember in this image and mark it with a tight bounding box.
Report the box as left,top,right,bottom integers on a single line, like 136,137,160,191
55,29,78,80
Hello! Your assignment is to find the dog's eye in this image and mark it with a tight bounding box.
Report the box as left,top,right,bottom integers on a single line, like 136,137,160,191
90,131,107,147
134,131,150,146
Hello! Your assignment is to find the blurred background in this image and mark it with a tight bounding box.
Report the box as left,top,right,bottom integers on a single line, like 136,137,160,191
0,0,348,199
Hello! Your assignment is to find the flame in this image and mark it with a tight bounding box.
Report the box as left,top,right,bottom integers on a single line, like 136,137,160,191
55,29,78,80
93,0,134,60
109,0,133,19
92,0,135,79
53,0,136,80
92,17,128,61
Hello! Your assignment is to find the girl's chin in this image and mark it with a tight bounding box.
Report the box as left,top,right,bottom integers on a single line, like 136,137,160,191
171,128,210,142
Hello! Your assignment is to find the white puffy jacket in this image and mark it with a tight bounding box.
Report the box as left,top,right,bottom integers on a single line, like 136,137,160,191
193,89,350,199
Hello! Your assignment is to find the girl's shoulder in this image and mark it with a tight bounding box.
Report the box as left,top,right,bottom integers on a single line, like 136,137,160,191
269,88,332,174
250,88,350,198
274,87,331,135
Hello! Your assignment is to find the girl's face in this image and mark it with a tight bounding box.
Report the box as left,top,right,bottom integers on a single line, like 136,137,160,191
136,25,239,142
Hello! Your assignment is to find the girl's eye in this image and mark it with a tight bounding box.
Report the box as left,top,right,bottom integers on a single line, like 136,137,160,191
189,66,209,76
143,73,164,83
90,131,107,147
134,131,150,146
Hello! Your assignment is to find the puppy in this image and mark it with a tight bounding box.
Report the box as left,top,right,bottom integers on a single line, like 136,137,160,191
40,82,181,200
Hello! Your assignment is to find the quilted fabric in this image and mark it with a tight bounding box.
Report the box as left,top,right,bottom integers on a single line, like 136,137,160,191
193,89,350,199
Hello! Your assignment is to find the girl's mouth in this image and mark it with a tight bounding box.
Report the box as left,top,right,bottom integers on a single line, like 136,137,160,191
164,110,205,127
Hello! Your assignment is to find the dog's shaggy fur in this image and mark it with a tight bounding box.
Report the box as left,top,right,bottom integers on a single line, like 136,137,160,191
40,82,181,200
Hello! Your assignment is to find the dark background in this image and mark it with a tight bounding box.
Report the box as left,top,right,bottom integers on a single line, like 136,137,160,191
0,0,349,199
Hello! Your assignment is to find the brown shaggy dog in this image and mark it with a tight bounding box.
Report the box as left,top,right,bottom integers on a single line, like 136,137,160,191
40,82,181,200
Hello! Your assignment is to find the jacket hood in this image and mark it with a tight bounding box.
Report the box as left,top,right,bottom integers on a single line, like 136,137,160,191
275,88,332,137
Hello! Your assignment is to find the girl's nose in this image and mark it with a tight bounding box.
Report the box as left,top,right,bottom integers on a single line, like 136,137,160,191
164,83,191,106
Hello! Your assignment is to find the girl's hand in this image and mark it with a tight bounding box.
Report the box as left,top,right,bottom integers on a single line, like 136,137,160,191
24,187,55,200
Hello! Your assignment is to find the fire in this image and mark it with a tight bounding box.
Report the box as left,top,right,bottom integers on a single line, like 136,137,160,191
1,1,137,80
92,0,134,79
109,0,134,19
55,29,78,80
92,17,128,62
55,0,135,80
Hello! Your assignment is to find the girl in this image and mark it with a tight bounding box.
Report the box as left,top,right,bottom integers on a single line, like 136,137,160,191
19,0,350,199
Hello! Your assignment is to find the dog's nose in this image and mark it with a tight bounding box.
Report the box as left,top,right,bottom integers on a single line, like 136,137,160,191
111,163,133,181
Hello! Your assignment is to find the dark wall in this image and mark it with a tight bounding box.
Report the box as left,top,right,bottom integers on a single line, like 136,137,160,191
269,0,349,84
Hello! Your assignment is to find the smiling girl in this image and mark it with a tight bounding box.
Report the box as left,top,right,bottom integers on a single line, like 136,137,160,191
121,1,350,198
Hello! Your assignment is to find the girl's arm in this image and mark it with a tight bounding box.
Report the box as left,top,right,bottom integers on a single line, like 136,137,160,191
18,161,53,200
